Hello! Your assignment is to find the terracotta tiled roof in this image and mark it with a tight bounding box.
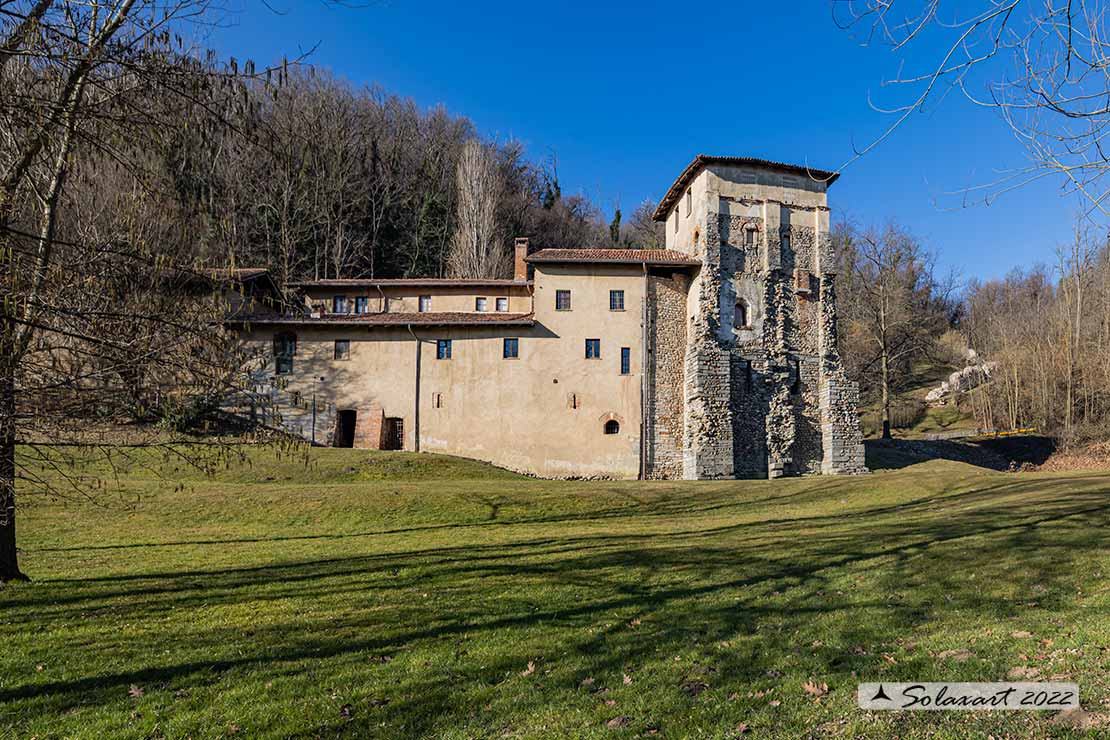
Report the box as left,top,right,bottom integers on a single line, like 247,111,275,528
524,248,701,266
230,311,535,327
652,155,840,221
290,278,530,289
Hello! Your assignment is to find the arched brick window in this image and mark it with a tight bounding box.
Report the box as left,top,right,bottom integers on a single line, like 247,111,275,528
604,420,620,435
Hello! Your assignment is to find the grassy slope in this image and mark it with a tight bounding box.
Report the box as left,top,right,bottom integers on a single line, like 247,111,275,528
2,449,1109,739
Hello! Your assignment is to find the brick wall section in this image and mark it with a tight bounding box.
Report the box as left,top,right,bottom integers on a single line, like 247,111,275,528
353,404,385,449
646,272,688,479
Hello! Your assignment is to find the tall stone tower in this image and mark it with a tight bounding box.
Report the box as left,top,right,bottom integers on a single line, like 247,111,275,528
649,155,867,479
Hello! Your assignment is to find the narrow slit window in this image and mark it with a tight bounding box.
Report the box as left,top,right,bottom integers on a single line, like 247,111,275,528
735,299,750,329
620,347,631,375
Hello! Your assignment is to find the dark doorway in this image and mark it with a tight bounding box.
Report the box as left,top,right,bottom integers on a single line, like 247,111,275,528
336,410,357,448
384,417,404,450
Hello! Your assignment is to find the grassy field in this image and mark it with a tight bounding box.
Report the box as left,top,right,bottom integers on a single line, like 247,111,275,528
2,447,1109,738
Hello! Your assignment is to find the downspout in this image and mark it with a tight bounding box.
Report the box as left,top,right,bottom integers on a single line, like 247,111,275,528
640,263,649,480
375,284,388,313
406,323,421,452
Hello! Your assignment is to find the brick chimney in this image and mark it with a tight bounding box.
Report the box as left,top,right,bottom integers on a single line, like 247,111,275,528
513,237,530,281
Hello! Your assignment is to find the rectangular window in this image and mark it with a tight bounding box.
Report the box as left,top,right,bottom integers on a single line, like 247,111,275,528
556,289,571,311
334,340,350,361
475,297,488,312
432,392,443,408
585,338,601,359
273,333,296,375
355,296,369,314
495,297,508,312
332,295,347,314
436,339,452,360
609,290,625,311
673,211,679,233
419,295,432,313
620,347,631,375
685,188,692,216
503,337,519,359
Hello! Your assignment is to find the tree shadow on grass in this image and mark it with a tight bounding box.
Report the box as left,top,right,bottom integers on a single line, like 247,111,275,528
3,472,1108,737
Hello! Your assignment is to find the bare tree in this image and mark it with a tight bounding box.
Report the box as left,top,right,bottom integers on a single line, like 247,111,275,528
832,1,1110,213
0,1,284,582
625,198,663,248
836,222,952,438
448,139,509,279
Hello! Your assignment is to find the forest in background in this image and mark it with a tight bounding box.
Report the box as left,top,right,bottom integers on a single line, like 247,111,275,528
156,70,661,284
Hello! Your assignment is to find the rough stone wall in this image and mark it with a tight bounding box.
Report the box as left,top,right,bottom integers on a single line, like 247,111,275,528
730,354,769,477
817,274,868,474
682,214,735,479
646,272,688,479
792,356,824,474
698,193,865,479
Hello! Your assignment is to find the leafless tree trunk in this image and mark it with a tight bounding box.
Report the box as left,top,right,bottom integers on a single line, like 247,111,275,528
447,140,508,279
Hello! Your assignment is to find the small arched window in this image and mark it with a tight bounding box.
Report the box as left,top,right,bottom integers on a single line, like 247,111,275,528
734,299,750,330
604,420,620,435
273,332,297,375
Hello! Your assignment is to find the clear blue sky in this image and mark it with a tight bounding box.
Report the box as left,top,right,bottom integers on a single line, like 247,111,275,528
206,1,1084,281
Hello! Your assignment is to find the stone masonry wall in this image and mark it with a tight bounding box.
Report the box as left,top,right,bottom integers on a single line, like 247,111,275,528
683,214,735,479
646,272,688,479
817,273,868,474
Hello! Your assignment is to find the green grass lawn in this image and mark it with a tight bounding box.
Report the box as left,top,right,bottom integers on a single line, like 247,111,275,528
2,448,1109,738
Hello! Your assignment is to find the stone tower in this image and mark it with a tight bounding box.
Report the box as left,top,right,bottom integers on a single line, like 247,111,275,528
648,155,867,479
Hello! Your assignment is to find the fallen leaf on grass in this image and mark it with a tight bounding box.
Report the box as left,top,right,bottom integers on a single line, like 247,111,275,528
768,700,781,707
623,673,632,686
1007,666,1040,680
734,722,751,735
936,649,974,662
604,699,617,707
520,661,535,677
128,685,144,698
803,681,828,697
1011,630,1033,639
628,617,641,628
681,680,709,697
606,716,631,729
339,704,353,719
